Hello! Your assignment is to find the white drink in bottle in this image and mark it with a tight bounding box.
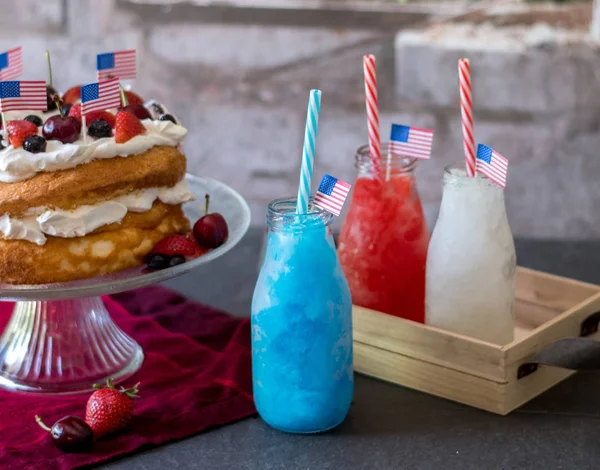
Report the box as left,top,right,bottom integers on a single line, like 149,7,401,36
425,164,516,345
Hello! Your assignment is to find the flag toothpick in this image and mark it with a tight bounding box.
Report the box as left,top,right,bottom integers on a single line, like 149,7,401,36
388,124,434,161
97,50,137,81
476,144,508,188
80,78,121,144
313,174,352,217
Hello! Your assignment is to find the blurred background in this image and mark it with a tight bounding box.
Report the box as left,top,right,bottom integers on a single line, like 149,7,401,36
3,0,599,239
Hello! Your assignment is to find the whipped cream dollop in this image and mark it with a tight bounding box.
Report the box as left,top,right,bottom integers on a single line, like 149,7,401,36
0,180,195,245
0,120,187,183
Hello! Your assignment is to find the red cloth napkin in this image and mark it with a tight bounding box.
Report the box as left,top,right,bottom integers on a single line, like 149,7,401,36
0,286,256,470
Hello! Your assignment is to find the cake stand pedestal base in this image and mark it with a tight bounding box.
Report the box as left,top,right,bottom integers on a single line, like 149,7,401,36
0,297,144,394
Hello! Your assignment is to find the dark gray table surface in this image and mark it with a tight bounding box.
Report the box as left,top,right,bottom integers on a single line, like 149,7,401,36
106,229,600,470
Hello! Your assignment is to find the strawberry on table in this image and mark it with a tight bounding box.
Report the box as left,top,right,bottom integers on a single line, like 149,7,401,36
152,235,200,257
85,379,139,439
114,110,146,144
68,103,82,120
6,120,38,148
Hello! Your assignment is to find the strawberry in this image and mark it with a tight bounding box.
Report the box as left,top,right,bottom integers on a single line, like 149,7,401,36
6,120,38,148
69,104,116,128
85,379,139,439
152,234,201,257
62,85,82,105
187,233,210,257
121,90,144,106
114,110,146,144
68,103,82,120
86,110,116,128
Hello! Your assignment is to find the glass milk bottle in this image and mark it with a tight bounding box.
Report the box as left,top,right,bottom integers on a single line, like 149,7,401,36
425,164,516,345
251,197,353,433
338,145,430,322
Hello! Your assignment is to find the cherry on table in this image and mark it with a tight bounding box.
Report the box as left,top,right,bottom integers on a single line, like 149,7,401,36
35,415,94,453
193,194,229,249
120,104,151,121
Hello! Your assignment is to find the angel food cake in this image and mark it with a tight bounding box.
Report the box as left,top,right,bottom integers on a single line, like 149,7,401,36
0,97,194,284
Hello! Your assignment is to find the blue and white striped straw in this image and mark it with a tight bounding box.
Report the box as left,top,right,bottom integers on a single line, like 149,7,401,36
296,89,322,214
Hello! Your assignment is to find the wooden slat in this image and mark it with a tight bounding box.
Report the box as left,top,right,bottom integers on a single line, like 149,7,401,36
354,342,508,415
504,366,575,414
514,298,561,330
353,306,505,382
504,292,600,367
515,267,599,311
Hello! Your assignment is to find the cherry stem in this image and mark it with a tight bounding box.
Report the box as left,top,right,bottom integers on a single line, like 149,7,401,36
35,415,52,432
53,95,64,117
45,51,52,88
119,84,128,106
205,194,210,215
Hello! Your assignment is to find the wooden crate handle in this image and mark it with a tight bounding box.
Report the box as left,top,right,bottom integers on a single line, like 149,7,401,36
518,310,600,379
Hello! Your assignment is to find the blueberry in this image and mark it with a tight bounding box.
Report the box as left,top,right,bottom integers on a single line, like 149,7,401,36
159,114,177,124
61,103,72,116
0,139,5,150
24,115,43,127
146,253,170,270
150,103,165,115
88,119,112,138
23,135,47,153
169,255,186,267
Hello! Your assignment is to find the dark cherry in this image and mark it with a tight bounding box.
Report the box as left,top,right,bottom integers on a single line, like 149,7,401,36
88,119,112,138
46,85,59,112
61,103,73,116
36,415,93,453
23,135,47,153
193,194,229,249
24,115,43,127
159,114,177,124
146,253,170,270
169,255,186,267
42,116,81,144
120,104,151,121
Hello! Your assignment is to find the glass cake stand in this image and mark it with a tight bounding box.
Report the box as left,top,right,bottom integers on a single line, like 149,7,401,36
0,174,251,395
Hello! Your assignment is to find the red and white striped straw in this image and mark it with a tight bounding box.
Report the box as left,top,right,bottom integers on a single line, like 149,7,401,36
458,58,476,177
363,54,381,175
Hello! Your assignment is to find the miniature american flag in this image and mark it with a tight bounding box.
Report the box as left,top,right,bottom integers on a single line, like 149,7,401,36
0,47,23,81
81,78,121,115
313,174,352,217
0,81,47,112
476,144,509,188
388,124,434,160
97,50,136,81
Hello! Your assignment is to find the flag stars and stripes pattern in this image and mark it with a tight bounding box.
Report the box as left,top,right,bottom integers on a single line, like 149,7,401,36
388,124,434,160
476,144,509,188
0,47,23,81
97,50,136,81
0,81,47,112
313,174,352,217
81,78,121,115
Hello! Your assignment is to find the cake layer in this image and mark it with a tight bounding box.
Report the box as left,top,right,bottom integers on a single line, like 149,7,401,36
0,192,194,245
0,203,190,285
0,119,187,183
0,145,186,216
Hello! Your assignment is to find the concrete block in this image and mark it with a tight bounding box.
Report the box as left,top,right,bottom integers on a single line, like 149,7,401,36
394,24,600,115
0,0,63,32
148,24,377,70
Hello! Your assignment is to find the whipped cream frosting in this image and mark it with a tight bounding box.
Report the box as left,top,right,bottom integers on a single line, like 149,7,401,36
0,180,195,245
0,119,187,183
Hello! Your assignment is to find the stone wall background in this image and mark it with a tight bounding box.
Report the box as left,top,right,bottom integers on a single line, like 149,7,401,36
2,0,599,239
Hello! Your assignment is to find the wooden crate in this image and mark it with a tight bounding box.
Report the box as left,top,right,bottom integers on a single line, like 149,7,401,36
353,267,600,415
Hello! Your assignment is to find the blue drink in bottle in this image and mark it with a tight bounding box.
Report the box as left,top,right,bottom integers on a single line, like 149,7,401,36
251,197,353,433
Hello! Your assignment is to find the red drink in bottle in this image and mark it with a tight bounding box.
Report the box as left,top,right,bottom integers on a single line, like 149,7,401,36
338,145,429,322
